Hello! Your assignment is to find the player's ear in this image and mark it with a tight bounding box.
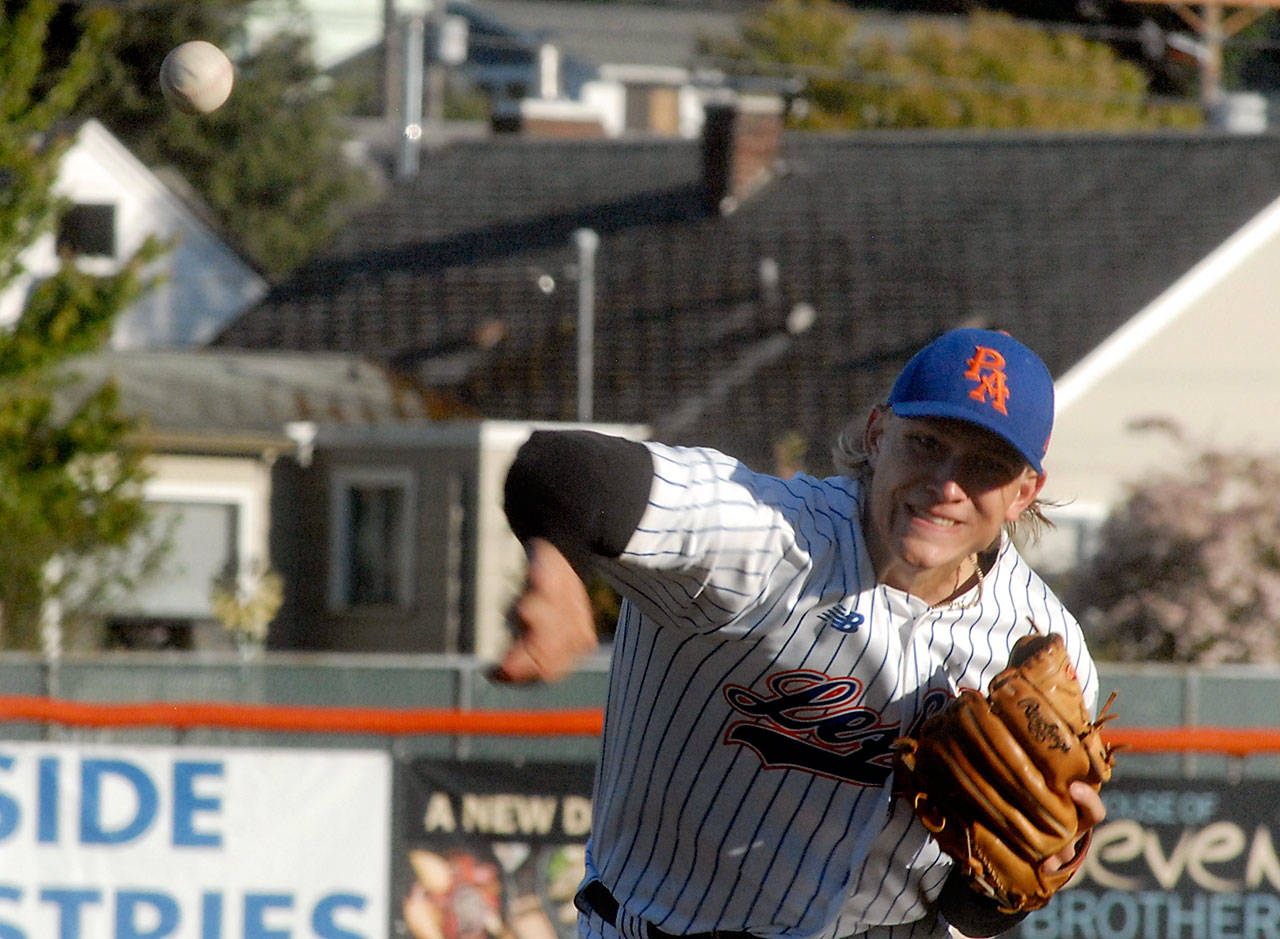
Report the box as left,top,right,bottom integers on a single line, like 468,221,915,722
864,406,890,463
1004,468,1046,521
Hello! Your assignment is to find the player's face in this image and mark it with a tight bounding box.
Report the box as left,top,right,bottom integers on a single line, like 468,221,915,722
862,409,1045,603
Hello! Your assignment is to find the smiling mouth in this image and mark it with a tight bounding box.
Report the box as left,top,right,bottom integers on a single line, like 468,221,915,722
909,507,960,528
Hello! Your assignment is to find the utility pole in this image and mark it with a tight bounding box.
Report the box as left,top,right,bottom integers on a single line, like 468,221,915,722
574,229,599,423
383,0,403,135
1122,0,1280,121
425,0,447,134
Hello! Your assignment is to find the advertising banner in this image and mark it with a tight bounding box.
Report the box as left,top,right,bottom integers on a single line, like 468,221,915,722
1014,778,1280,939
0,742,391,938
396,760,595,939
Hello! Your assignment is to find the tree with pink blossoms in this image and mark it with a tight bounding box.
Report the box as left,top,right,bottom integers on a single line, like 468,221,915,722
1069,439,1280,664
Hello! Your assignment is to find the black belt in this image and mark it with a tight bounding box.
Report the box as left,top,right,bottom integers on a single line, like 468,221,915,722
575,880,760,939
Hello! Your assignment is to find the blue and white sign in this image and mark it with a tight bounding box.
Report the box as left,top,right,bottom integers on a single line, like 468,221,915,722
0,743,390,938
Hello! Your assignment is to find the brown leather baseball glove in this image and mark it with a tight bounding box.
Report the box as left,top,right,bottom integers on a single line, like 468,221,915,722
894,625,1118,915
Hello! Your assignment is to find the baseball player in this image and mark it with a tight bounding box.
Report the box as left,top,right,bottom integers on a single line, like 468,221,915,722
497,329,1105,939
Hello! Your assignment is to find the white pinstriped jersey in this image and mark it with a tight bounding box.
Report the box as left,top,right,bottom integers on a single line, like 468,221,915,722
582,442,1099,939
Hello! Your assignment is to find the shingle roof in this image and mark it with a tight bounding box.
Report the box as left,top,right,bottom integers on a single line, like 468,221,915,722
59,350,455,449
467,0,743,70
214,129,1280,475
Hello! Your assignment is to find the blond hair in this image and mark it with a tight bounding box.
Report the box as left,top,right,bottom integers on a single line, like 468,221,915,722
831,407,1056,545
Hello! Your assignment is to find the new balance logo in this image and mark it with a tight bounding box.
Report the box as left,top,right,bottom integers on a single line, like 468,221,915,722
964,345,1011,415
817,605,863,633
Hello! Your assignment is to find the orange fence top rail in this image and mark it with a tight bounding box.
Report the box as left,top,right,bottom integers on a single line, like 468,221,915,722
1106,726,1280,758
0,695,1276,752
0,694,604,737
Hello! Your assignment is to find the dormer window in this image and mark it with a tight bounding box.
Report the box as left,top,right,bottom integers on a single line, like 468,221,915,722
57,203,116,258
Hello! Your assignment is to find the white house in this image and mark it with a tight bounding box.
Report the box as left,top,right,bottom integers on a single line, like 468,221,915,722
1027,193,1280,575
58,347,648,656
1,119,267,350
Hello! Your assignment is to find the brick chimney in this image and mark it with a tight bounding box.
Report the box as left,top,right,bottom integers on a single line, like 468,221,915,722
701,93,785,215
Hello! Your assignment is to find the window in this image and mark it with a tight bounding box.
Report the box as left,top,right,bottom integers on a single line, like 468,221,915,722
348,486,403,603
57,203,116,258
329,467,416,610
625,85,680,135
110,500,240,618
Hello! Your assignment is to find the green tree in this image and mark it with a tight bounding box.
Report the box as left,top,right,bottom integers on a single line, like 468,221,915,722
141,30,374,279
38,0,372,278
0,1,159,649
701,0,1201,130
1068,437,1280,664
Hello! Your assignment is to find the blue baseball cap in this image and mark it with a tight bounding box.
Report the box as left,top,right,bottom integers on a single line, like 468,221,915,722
887,328,1054,473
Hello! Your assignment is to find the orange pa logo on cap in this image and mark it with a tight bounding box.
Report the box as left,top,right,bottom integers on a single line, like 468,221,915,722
886,328,1055,473
964,346,1010,416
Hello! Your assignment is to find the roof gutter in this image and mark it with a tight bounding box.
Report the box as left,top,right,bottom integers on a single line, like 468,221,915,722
125,429,297,461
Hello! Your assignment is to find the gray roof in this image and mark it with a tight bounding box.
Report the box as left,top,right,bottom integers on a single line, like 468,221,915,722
467,0,743,69
215,128,1280,475
462,1,924,71
60,350,450,449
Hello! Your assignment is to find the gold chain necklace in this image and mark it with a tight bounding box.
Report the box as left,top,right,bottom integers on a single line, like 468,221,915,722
940,554,984,610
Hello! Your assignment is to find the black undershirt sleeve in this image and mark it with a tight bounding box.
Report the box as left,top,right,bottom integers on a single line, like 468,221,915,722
502,430,654,570
934,865,1029,937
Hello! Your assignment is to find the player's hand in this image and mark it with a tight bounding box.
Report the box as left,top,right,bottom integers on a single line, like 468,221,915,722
934,783,1106,935
1044,781,1106,875
490,538,598,684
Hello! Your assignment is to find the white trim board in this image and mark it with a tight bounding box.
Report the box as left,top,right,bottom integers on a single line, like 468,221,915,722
1055,191,1280,414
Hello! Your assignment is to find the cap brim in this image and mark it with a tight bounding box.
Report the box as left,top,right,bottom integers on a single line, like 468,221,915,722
890,400,1044,473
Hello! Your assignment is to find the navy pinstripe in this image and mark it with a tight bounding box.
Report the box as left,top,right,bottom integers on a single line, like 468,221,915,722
580,443,1098,939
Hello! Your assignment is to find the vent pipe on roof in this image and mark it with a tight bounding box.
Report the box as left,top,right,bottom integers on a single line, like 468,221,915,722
397,14,425,179
574,228,599,422
1208,92,1268,133
538,43,561,100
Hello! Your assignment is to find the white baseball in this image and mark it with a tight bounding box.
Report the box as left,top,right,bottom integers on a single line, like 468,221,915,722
160,40,234,115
